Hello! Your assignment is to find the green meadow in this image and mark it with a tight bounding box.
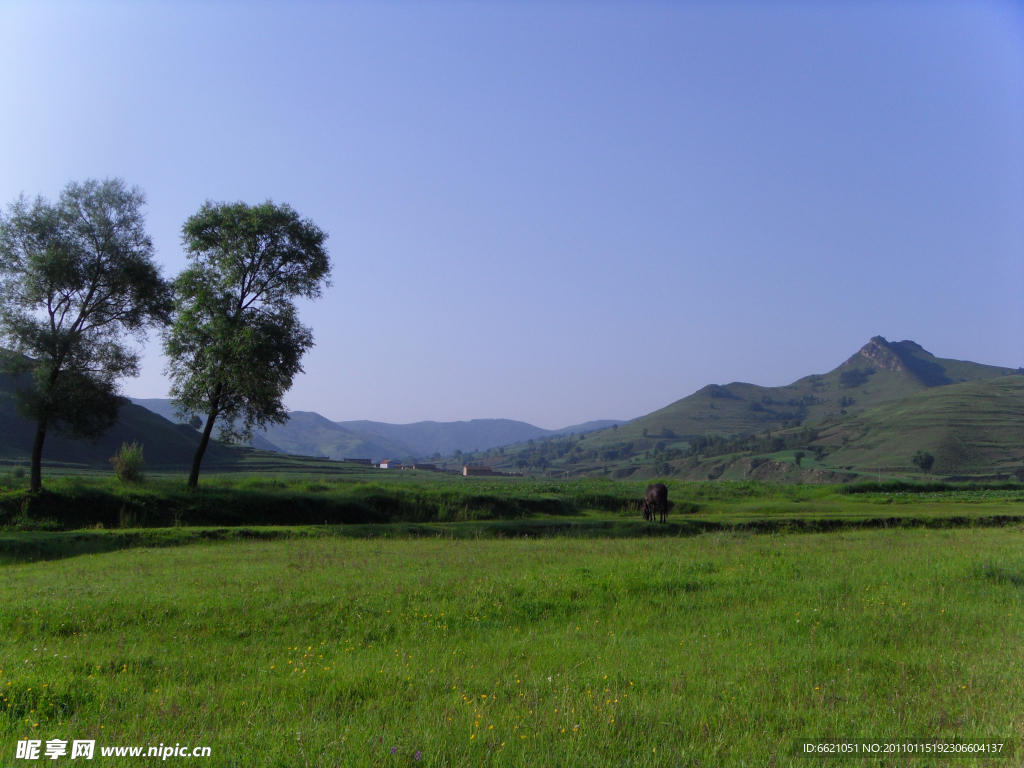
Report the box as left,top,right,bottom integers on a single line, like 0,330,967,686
1,522,1022,766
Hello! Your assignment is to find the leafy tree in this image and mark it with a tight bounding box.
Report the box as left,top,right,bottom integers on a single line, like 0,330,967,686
793,451,805,466
0,179,171,491
163,201,330,487
911,450,935,472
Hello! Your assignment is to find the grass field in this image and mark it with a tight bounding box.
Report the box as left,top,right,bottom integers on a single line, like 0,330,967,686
1,526,1022,766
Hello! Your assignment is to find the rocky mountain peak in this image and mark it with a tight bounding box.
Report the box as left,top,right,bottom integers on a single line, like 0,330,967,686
843,336,905,372
840,337,953,386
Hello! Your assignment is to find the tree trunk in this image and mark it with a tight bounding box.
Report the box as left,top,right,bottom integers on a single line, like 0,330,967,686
188,388,222,489
29,417,48,492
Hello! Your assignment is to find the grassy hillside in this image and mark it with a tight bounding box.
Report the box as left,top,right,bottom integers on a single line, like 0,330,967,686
0,372,243,471
585,337,1021,447
128,398,287,453
813,377,1024,475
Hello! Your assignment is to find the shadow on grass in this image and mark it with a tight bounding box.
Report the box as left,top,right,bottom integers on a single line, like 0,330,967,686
4,513,1024,566
975,563,1024,588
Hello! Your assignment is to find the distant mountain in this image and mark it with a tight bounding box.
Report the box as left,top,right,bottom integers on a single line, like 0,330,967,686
259,412,413,460
335,418,628,458
130,399,628,461
585,336,1021,445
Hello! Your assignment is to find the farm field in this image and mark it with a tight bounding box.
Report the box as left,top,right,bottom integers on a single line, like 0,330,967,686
1,527,1022,766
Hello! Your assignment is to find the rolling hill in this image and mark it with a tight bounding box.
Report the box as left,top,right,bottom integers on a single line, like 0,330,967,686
585,337,1021,446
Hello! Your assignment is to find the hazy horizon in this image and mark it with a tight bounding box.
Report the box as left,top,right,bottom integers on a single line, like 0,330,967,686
2,1,1022,430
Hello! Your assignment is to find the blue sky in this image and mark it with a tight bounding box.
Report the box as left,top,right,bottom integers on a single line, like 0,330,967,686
1,1,1022,428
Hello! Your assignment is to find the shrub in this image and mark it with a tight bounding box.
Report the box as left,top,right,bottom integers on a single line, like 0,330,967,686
911,451,935,472
839,368,874,388
109,442,146,483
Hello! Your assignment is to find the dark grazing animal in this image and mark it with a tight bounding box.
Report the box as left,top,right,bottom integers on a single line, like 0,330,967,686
641,483,669,523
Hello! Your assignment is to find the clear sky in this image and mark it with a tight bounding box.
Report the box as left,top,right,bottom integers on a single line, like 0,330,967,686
1,1,1022,428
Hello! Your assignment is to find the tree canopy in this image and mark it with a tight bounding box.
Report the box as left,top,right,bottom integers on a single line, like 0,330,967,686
163,200,331,487
0,179,171,490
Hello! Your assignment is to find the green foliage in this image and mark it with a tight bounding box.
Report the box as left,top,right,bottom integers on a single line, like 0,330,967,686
0,179,172,489
0,529,1019,764
912,450,935,472
109,441,146,483
839,367,874,388
793,451,805,466
705,384,740,399
163,200,331,486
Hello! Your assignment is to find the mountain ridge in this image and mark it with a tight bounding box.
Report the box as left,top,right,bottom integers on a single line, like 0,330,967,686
129,399,629,461
583,336,1021,447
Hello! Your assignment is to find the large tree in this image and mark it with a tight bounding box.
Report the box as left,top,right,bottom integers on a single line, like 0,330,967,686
163,201,331,488
0,179,172,491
